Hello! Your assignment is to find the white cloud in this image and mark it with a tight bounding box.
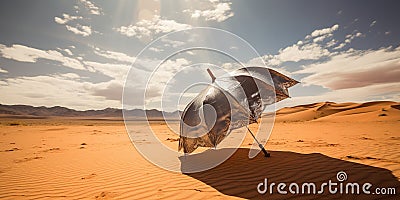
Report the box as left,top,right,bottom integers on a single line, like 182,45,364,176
83,61,130,81
0,57,153,109
63,49,73,56
93,48,136,63
0,44,85,70
54,5,98,37
145,58,191,101
65,24,92,36
249,23,400,108
0,74,121,110
60,73,80,79
296,46,400,90
148,47,163,52
0,43,169,109
310,24,339,38
333,43,346,50
90,80,125,102
261,24,340,66
345,32,363,40
297,41,303,45
161,37,185,48
244,57,293,76
82,58,192,107
313,33,333,43
116,15,191,38
186,1,234,22
370,20,377,27
79,0,102,15
149,58,190,87
54,13,82,25
326,39,337,47
271,42,331,64
333,31,363,50
0,67,8,73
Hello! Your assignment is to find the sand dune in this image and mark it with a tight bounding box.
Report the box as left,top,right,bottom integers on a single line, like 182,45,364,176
276,101,400,122
0,101,399,199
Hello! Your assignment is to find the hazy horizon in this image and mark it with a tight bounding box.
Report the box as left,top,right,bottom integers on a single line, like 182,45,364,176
1,0,399,111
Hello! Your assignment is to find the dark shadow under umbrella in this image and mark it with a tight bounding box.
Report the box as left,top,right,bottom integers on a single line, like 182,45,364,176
179,67,298,157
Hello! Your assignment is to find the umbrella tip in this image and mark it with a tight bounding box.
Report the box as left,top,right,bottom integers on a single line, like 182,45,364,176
206,68,216,83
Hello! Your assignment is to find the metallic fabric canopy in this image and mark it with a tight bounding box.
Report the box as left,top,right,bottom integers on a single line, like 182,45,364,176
179,67,298,154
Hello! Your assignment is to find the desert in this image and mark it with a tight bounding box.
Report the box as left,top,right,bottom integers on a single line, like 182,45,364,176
0,101,399,199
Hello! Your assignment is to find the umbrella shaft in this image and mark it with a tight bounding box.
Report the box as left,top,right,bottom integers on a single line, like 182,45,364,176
247,127,261,146
247,127,270,157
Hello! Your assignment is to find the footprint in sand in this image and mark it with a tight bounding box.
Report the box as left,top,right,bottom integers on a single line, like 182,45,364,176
360,137,373,140
298,141,339,148
95,191,117,199
40,147,61,153
344,155,400,164
14,156,43,163
43,128,68,131
4,147,20,152
81,173,97,180
345,155,378,160
326,143,339,147
166,138,179,142
79,143,87,149
268,141,287,145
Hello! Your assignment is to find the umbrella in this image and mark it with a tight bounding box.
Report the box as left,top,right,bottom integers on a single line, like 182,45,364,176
178,66,298,156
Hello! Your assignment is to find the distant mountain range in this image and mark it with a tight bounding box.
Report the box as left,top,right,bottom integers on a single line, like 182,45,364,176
0,104,181,120
1,101,399,121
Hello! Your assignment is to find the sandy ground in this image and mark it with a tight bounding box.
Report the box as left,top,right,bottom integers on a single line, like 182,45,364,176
0,102,399,199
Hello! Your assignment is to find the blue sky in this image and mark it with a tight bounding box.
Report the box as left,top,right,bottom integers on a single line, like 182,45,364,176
0,0,399,110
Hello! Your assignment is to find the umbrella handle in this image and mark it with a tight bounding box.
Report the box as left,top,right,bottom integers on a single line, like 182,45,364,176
247,127,270,157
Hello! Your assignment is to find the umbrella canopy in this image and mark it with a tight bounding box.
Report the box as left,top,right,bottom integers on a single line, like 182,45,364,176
179,67,298,154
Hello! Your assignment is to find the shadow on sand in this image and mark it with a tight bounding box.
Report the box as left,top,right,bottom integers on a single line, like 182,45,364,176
183,149,399,199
